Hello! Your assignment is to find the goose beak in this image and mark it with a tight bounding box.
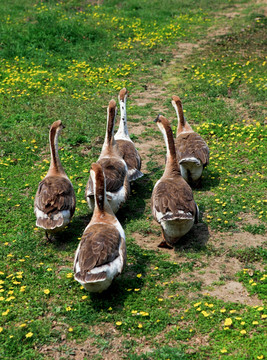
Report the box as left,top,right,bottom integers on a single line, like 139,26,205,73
154,114,161,123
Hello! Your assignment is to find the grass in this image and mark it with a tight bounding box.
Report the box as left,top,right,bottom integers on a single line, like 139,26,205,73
0,0,266,359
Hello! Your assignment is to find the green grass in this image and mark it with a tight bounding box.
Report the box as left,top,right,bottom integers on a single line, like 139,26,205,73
0,0,266,359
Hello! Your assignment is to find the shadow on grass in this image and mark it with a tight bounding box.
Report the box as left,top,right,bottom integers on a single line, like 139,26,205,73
174,221,210,253
197,168,221,191
49,213,91,251
117,174,154,227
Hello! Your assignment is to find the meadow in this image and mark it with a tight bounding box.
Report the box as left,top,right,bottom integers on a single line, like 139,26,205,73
0,0,266,359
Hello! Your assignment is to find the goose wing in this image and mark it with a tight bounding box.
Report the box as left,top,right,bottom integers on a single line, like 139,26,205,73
98,157,127,193
175,133,209,166
74,224,121,280
35,176,75,216
152,178,197,221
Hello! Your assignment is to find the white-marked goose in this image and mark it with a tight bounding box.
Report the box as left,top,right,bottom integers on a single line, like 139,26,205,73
114,88,143,182
86,99,130,213
74,163,126,293
172,95,209,186
151,115,198,248
34,120,76,239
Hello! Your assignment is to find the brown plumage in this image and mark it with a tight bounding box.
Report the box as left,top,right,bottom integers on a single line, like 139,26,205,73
34,121,75,237
86,99,130,213
151,115,198,248
114,88,143,182
172,95,209,186
35,176,75,229
74,224,121,281
116,140,142,178
152,178,197,222
74,163,126,292
175,132,209,167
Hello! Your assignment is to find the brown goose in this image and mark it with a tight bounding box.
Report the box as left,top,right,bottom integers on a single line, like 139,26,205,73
34,120,76,239
86,99,130,213
74,163,126,293
114,88,143,182
151,115,198,248
172,95,209,186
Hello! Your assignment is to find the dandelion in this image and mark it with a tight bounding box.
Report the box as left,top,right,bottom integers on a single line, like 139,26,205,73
2,309,10,316
137,274,142,278
240,330,246,335
19,324,27,328
25,332,33,338
201,311,209,317
68,327,73,332
224,318,232,326
138,323,143,328
158,298,163,302
66,273,73,278
116,321,122,326
221,349,227,353
43,289,50,295
0,327,3,332
81,295,87,300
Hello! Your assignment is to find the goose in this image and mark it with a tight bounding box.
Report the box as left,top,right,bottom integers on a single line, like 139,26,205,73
172,95,209,186
86,99,130,213
34,120,76,239
151,115,198,248
74,163,126,293
114,88,143,182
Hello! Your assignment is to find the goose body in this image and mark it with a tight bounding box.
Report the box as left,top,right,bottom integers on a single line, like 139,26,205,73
74,163,126,293
151,115,198,248
114,88,143,182
34,121,76,238
172,95,209,186
86,100,130,213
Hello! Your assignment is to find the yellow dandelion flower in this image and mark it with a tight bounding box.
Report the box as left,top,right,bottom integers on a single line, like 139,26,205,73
221,349,227,353
0,327,3,332
138,323,143,328
224,318,232,326
66,273,73,278
137,274,142,278
240,330,246,335
25,332,33,338
82,295,87,300
2,309,10,316
68,327,73,332
43,289,50,295
116,321,122,326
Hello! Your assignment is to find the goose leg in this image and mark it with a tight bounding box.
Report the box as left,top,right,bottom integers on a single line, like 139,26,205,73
158,230,173,249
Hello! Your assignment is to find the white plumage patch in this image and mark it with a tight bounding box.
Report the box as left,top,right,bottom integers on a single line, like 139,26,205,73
35,208,71,230
179,160,203,182
106,185,127,213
